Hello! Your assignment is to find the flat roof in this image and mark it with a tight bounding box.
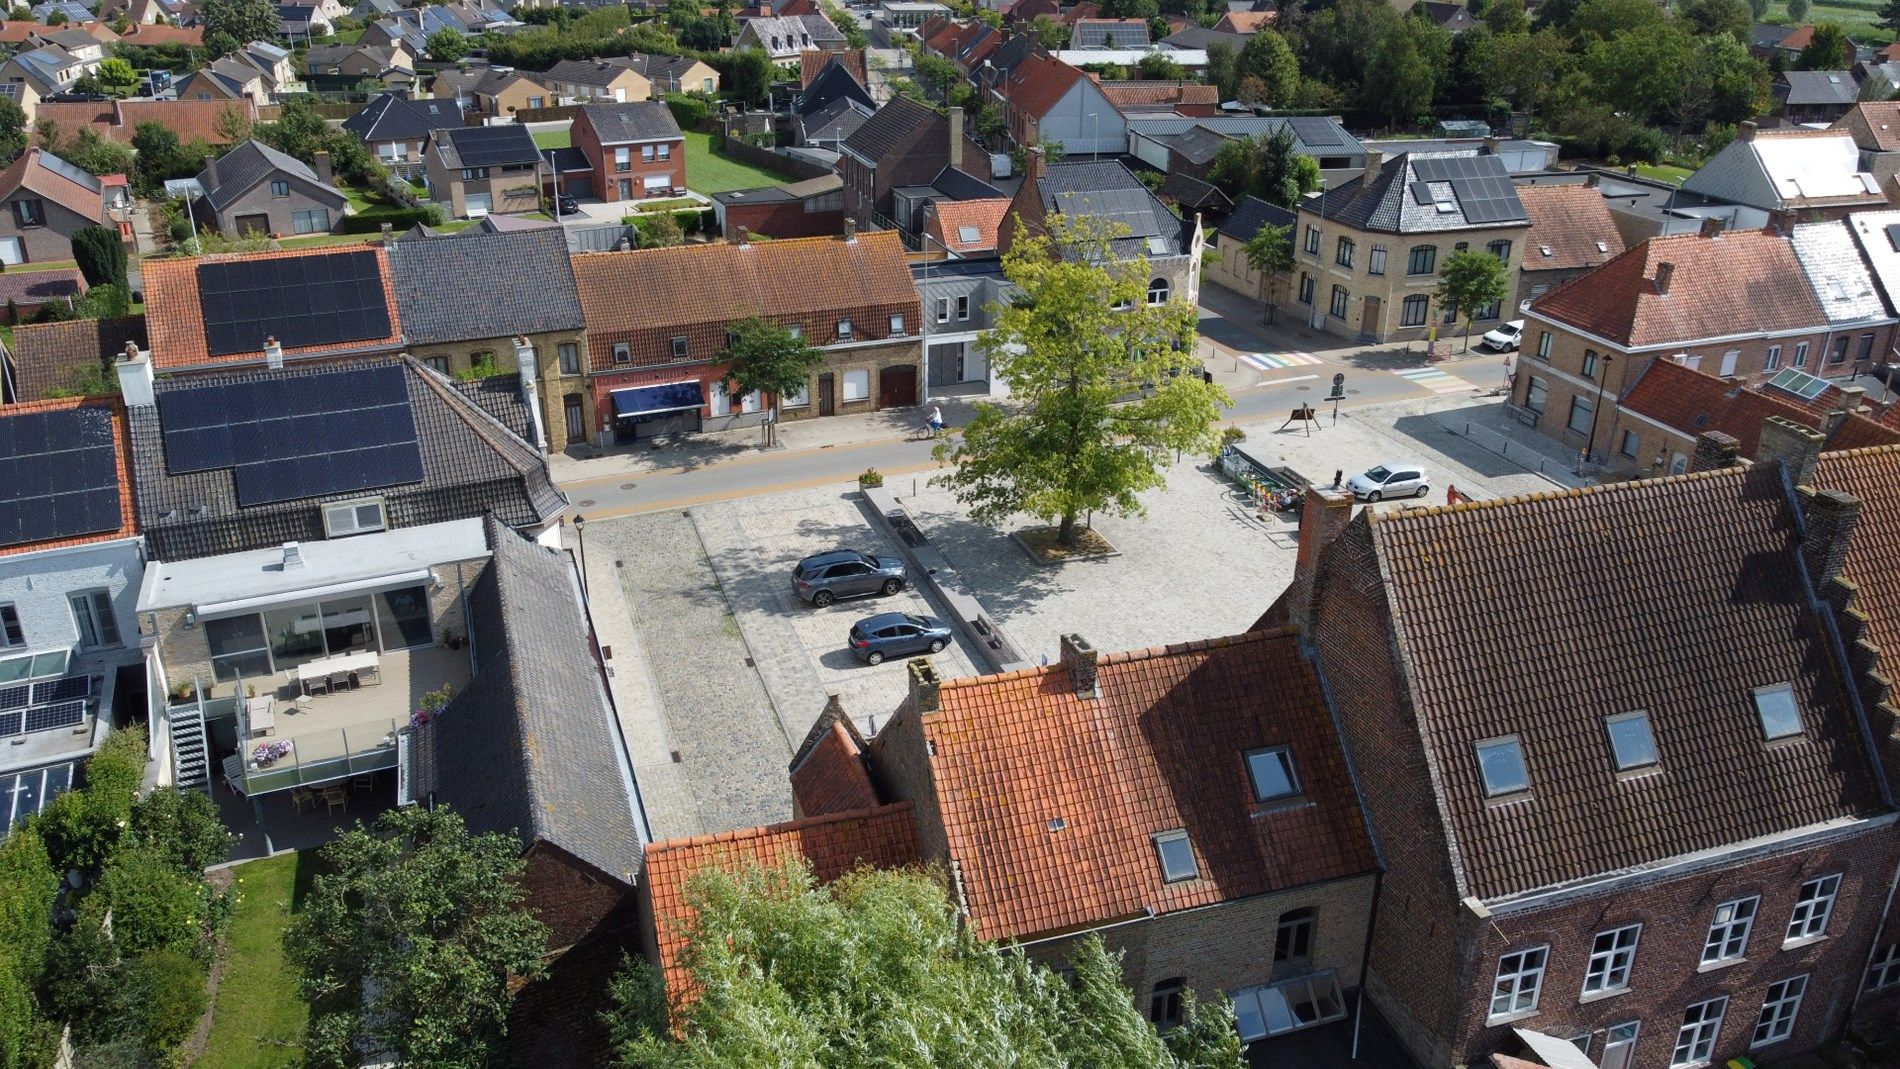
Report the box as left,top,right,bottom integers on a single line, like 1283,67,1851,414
140,517,490,613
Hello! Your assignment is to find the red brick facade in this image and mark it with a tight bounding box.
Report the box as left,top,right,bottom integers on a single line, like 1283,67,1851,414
502,842,642,1067
572,109,684,203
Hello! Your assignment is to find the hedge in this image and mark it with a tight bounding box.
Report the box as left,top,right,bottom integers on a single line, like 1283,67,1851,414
341,205,445,233
664,92,710,130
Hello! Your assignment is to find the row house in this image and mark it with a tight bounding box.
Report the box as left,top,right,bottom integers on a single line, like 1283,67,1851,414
1602,357,1878,477
1513,182,1625,309
1206,195,1297,311
1278,149,1530,345
1283,425,1900,1069
838,97,987,230
999,151,1204,308
542,58,651,104
1680,124,1886,230
991,51,1123,157
733,12,847,60
572,231,923,445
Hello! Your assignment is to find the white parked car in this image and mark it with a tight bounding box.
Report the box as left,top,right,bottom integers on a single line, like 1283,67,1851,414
1482,320,1524,352
1347,463,1430,502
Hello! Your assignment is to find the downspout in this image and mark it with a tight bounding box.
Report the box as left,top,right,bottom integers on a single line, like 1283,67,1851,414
1351,870,1383,1061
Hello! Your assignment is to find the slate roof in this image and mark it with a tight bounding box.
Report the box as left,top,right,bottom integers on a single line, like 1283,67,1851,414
1680,129,1881,212
1516,183,1624,274
413,515,644,883
1070,16,1148,47
1303,151,1525,234
3,311,142,404
342,92,462,143
797,56,874,118
387,227,585,345
616,52,707,88
930,164,1004,200
576,101,681,145
545,57,646,89
1156,171,1230,211
0,148,101,224
1619,358,1837,455
841,95,938,166
913,629,1377,942
1327,466,1888,903
0,395,137,559
1168,123,1233,165
1780,69,1860,106
142,245,402,369
197,139,342,214
800,95,873,143
643,803,920,999
1816,444,1900,661
1036,159,1187,258
127,357,564,560
1216,193,1295,243
446,372,536,442
1160,24,1247,50
1130,114,1363,159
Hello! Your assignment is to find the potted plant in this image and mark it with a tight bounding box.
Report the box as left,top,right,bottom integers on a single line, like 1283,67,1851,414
858,467,884,489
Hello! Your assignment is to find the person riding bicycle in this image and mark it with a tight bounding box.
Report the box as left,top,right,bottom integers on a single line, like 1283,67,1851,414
928,405,945,437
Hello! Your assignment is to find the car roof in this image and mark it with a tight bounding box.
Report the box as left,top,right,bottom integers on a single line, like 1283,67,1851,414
799,549,866,567
1373,460,1424,469
856,611,911,628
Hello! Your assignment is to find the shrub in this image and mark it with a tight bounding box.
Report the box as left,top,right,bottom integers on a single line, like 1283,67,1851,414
89,845,206,958
1620,125,1668,165
0,825,58,1069
664,91,710,129
129,788,233,878
859,468,884,488
339,205,445,233
126,949,208,1057
39,726,146,875
71,226,128,289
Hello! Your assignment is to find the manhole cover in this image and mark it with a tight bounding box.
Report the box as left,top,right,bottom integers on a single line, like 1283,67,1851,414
1297,385,1311,391
620,482,637,490
576,499,597,507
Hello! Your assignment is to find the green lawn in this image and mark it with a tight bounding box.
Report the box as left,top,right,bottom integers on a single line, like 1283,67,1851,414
195,852,312,1069
682,130,792,194
1632,163,1693,184
532,128,572,150
1763,1,1891,42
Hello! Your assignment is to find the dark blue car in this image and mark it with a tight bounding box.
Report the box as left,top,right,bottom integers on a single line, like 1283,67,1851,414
848,612,952,665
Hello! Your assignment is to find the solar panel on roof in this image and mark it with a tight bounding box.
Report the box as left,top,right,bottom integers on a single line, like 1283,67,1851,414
23,701,83,734
158,363,425,506
30,676,88,705
0,710,21,738
195,251,392,358
1284,116,1345,149
1410,181,1435,206
36,152,102,192
0,407,122,550
0,685,26,712
450,127,537,168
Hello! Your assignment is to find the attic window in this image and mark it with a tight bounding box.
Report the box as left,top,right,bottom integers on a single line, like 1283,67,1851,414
1434,200,1457,214
1595,241,1609,253
1153,829,1197,882
958,225,981,243
1474,735,1530,796
1539,245,1552,258
1604,711,1659,771
1754,683,1803,740
1245,747,1299,802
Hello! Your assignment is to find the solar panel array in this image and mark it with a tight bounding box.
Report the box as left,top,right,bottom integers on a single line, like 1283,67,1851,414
0,407,123,549
0,674,90,738
37,151,103,192
1284,116,1346,149
196,251,392,357
158,363,426,506
448,126,537,168
1409,156,1526,224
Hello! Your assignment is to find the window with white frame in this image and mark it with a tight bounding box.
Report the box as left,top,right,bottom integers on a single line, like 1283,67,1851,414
1600,1022,1640,1069
1765,344,1782,371
1867,943,1900,992
889,314,905,336
1795,341,1810,367
1488,946,1548,1020
1582,924,1641,996
1153,829,1197,882
837,318,853,340
1785,874,1840,943
1148,277,1170,304
1582,349,1599,379
842,368,869,402
781,380,810,408
1246,747,1298,801
1150,977,1186,1029
1304,226,1320,255
1703,896,1758,964
1754,683,1802,739
1367,245,1386,275
1719,349,1740,377
1751,975,1806,1048
0,604,21,648
1475,735,1530,796
1671,997,1726,1068
68,590,119,650
613,342,631,364
322,499,386,538
1605,711,1658,770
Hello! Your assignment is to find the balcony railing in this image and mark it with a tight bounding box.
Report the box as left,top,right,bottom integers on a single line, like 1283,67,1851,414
229,718,400,796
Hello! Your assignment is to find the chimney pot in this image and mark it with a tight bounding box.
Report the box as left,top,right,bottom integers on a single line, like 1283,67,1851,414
115,343,154,406
1482,135,1501,155
1059,633,1098,698
1689,430,1743,472
1800,487,1862,586
1699,216,1725,239
1361,148,1383,188
843,217,857,243
1654,261,1676,295
1759,415,1827,485
281,541,305,569
1290,487,1356,635
907,657,941,714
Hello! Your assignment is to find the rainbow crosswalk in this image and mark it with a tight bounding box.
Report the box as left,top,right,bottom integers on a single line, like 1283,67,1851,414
1394,366,1473,395
1239,350,1326,373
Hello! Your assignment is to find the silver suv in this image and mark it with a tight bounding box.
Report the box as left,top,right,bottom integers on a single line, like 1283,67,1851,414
793,550,907,607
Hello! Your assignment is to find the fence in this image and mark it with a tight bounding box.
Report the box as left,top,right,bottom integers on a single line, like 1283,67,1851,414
512,103,584,124
568,222,635,253
716,133,828,182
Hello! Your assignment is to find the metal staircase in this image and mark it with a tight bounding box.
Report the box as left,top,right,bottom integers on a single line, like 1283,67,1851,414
169,691,211,796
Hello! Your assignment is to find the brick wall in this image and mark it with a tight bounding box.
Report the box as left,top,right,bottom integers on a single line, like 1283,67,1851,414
403,328,587,447
863,699,953,864
723,197,845,240
1277,218,1530,344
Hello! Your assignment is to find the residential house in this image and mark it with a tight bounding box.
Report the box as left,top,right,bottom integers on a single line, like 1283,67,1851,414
343,92,463,165
617,52,719,95
27,26,104,63
838,97,985,230
0,395,142,832
0,268,82,329
543,58,651,104
1411,0,1476,31
1126,114,1365,180
410,515,646,1066
0,148,101,266
1776,70,1860,124
173,63,262,106
1069,16,1147,48
800,95,874,151
1211,7,1271,31
799,54,875,122
572,231,922,443
114,22,204,47
913,257,1006,390
125,354,565,797
800,47,865,88
277,4,335,40
920,195,1006,258
221,40,298,98
362,4,470,51
97,0,174,25
1160,24,1248,50
1597,357,1870,477
733,12,846,60
920,17,1001,72
192,139,346,237
0,315,144,402
1681,124,1885,226
431,66,553,120
303,43,416,81
1513,182,1626,308
710,173,846,240
1097,79,1219,117
993,52,1123,156
424,124,542,218
387,227,589,448
27,1,89,24
1206,194,1297,309
1830,100,1900,188
31,99,259,148
440,0,518,33
880,0,949,29
1285,438,1900,1069
1001,153,1205,305
352,0,398,17
571,101,683,203
1278,150,1530,344
0,45,88,113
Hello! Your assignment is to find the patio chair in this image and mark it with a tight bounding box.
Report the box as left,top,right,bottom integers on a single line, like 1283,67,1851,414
322,786,348,813
327,671,352,692
306,674,332,697
349,774,375,793
290,787,314,814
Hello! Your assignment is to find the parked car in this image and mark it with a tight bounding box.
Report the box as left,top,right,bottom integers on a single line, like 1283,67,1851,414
1347,463,1429,502
1482,320,1524,352
849,612,952,665
554,193,579,215
793,549,907,607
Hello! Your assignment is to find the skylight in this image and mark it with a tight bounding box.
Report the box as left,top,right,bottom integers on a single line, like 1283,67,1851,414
1475,736,1530,796
1754,684,1803,740
1154,830,1197,882
1765,367,1831,401
1595,241,1609,253
1434,200,1457,213
957,225,980,243
1605,711,1659,771
1539,244,1553,257
1246,747,1299,802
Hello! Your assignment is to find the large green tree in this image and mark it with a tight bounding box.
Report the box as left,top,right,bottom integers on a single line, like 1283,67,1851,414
1206,127,1320,208
1242,222,1294,324
201,0,277,56
1437,249,1511,352
1233,29,1299,104
1796,22,1852,70
94,57,137,98
1361,17,1446,128
427,26,469,61
286,806,549,1069
719,316,825,438
1301,0,1400,92
934,216,1225,547
1883,0,1900,37
607,861,1247,1069
1677,0,1751,40
71,226,128,289
0,97,25,170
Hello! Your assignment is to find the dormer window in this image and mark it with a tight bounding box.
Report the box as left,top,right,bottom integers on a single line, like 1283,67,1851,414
322,498,386,537
1475,735,1529,796
671,336,688,358
1754,683,1802,740
1153,829,1196,882
837,318,852,340
1604,711,1658,771
1246,746,1298,801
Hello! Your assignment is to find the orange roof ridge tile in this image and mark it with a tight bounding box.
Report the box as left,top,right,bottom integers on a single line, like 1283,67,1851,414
1823,441,1900,460
1368,465,1753,524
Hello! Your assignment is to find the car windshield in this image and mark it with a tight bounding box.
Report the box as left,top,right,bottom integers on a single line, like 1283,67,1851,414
1364,466,1391,482
906,615,928,628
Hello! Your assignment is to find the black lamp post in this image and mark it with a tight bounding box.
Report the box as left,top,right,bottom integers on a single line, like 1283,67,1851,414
572,514,588,599
1582,353,1613,468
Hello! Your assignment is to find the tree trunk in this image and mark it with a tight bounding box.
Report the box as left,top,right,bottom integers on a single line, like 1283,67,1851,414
1057,511,1078,548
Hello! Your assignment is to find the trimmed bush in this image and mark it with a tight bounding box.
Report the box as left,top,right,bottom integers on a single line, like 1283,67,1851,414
129,788,233,878
71,226,128,289
127,949,208,1057
664,92,710,130
340,205,446,234
89,845,205,958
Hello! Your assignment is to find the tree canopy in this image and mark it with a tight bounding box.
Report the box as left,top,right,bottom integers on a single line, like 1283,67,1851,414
719,316,825,428
1242,223,1295,323
1206,127,1321,208
201,0,277,56
1436,249,1512,351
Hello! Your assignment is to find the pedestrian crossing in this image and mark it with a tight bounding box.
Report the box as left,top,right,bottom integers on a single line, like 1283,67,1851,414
1394,366,1474,396
1239,350,1326,372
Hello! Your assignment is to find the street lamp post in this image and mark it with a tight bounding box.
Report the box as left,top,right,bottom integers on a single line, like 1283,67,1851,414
572,514,589,598
1582,353,1612,469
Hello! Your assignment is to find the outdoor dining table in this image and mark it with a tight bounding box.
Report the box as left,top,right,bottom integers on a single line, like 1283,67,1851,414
296,651,381,696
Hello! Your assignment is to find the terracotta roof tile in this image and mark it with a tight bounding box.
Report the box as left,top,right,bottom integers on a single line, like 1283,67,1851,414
998,52,1085,120
1214,9,1273,31
1531,230,1825,349
142,244,403,369
1619,359,1834,455
1096,80,1218,110
117,22,202,45
1517,183,1624,274
0,394,137,558
922,628,1377,942
801,47,865,87
0,148,101,225
5,313,144,402
1830,409,1900,450
924,196,1008,254
642,803,920,1004
571,232,918,371
1817,444,1900,664
1835,101,1900,151
790,720,881,817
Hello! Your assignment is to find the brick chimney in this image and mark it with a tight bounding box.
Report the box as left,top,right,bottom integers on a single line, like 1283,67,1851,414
1585,171,1601,189
1654,261,1676,295
312,149,334,185
1482,135,1501,156
1800,488,1862,586
1699,216,1725,239
1759,415,1826,485
263,335,283,370
1689,430,1743,472
947,105,964,168
1737,120,1758,142
1361,148,1384,189
1024,144,1045,186
842,217,857,244
1059,633,1098,698
907,657,941,714
1290,487,1355,635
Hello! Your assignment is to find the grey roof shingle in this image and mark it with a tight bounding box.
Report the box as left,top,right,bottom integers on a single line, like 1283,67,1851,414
1037,159,1186,257
414,514,646,884
842,96,937,166
930,164,1004,201
546,57,643,88
801,95,873,143
1303,150,1525,234
1160,25,1247,50
576,101,681,144
343,92,463,143
1779,69,1860,105
387,227,585,345
198,139,343,213
1168,124,1233,166
1216,194,1295,242
1156,171,1230,211
798,57,875,118
128,356,564,561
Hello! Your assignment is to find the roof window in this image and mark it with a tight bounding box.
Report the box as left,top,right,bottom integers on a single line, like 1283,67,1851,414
1595,240,1609,253
1153,829,1197,882
1539,244,1552,257
1475,735,1530,796
1754,683,1802,740
958,225,980,243
1246,747,1299,802
1604,711,1658,771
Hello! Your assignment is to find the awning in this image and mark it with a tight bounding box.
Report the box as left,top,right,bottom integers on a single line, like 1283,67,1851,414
612,381,703,419
196,568,435,619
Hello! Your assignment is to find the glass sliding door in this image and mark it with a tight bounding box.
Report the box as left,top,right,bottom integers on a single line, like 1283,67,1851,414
373,586,433,649
206,615,270,682
320,597,376,655
264,605,326,671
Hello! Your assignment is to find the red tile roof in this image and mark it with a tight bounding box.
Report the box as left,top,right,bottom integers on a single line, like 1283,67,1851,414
998,52,1085,120
0,21,36,44
1213,9,1273,31
1817,444,1900,661
1619,358,1834,455
1531,230,1824,349
642,803,921,1003
1830,408,1900,450
32,99,256,145
0,148,101,226
790,718,880,818
1832,100,1900,151
1096,79,1219,110
571,232,919,371
0,395,137,558
920,628,1377,943
1780,24,1816,49
800,48,865,87
142,245,403,369
924,196,1008,254
117,21,202,45
1517,183,1624,274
